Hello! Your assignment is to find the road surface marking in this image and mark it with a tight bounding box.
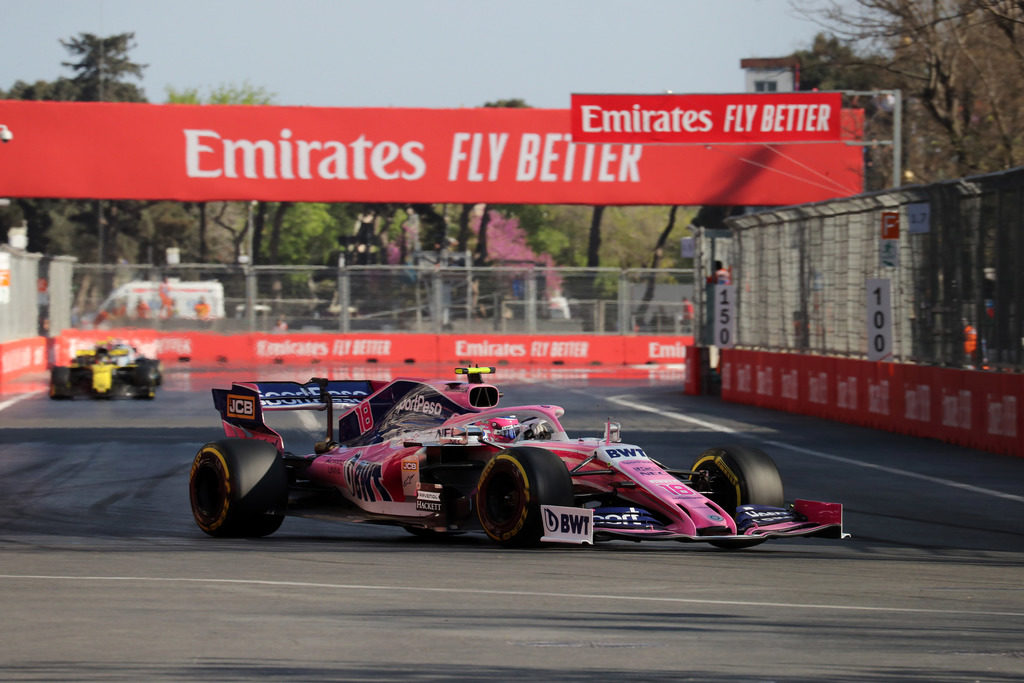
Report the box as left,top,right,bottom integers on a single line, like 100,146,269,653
1,573,1022,618
603,393,1024,504
0,391,42,414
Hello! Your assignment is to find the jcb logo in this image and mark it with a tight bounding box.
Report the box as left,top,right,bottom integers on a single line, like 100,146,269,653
226,394,256,419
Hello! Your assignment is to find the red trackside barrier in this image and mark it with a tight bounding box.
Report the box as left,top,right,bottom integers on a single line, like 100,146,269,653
721,349,1023,457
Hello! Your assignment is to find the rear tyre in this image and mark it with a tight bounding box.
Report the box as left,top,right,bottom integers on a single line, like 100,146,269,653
188,439,288,538
49,367,72,399
692,445,784,550
475,446,573,547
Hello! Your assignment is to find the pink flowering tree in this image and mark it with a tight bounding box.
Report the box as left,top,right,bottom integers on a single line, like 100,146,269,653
473,209,564,300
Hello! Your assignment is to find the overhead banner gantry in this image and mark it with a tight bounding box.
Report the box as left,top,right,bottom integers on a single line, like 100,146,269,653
0,97,862,205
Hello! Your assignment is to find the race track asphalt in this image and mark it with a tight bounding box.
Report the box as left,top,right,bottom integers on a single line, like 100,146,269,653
1,364,1022,682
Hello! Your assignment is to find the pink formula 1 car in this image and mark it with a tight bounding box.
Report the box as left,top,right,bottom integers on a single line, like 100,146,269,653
188,368,846,548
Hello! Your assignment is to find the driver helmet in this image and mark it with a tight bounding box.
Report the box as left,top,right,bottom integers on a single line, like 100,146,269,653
481,416,520,443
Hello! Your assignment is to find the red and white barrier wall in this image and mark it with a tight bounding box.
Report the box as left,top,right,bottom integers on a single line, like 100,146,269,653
49,329,694,367
1,330,701,395
0,336,49,381
721,349,1023,457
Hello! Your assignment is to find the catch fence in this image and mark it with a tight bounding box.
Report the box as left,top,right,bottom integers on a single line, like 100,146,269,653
705,166,1024,370
67,263,697,338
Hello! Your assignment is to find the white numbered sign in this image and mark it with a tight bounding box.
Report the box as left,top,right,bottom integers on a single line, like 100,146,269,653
866,278,893,361
907,202,931,234
714,284,736,349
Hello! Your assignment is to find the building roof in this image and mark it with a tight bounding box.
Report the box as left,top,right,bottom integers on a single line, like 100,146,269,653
740,57,798,70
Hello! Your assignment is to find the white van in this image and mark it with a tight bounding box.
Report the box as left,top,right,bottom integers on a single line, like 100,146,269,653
94,279,226,324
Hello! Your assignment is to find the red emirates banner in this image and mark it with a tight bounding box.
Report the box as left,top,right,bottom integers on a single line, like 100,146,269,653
570,92,843,144
0,100,861,205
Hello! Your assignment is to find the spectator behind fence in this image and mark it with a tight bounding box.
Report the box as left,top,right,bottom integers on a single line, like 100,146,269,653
194,297,211,321
713,260,731,285
680,296,694,331
963,319,978,367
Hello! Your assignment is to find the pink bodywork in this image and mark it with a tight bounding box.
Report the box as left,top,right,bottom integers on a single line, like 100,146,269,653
216,374,846,543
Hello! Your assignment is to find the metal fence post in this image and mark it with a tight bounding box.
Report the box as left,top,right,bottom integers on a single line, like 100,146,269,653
245,265,256,332
617,270,629,333
526,266,537,334
465,264,473,324
152,267,164,332
432,267,443,333
45,255,76,336
337,256,350,333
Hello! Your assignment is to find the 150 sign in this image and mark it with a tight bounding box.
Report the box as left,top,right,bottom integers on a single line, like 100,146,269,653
714,284,736,349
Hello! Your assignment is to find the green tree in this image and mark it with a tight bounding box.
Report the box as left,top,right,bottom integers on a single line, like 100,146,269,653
164,81,277,262
0,32,149,263
483,98,529,108
2,78,80,101
166,80,275,105
795,32,891,92
61,32,147,102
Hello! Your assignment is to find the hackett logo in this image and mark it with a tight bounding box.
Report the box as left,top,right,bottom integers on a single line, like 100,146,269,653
184,128,427,181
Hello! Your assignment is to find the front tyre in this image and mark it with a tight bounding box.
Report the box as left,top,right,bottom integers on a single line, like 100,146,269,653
188,439,288,538
50,367,72,399
135,359,162,386
475,446,573,547
692,445,784,550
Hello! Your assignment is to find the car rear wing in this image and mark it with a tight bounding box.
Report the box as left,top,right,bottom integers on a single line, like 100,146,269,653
215,380,373,411
212,379,373,451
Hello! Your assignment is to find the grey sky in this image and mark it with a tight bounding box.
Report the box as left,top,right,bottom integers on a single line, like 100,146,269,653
2,0,829,108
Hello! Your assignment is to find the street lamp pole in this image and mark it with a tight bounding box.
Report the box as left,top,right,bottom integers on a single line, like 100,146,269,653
891,89,902,187
842,89,903,189
245,200,257,331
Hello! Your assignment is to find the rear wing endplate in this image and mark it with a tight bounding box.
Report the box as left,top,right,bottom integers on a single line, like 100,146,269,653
211,379,373,450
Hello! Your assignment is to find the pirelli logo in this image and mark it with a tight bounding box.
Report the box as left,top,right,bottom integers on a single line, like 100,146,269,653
226,393,257,420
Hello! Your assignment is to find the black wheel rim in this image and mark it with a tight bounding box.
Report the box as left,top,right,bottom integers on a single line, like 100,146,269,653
191,462,226,524
698,465,739,512
484,469,523,526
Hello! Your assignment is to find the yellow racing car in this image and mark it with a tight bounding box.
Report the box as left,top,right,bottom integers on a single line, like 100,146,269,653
49,341,162,400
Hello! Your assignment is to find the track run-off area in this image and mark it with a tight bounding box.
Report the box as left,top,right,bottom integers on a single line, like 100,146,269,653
1,364,1022,681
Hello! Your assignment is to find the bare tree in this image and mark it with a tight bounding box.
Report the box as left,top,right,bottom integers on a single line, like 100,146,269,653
799,0,1024,178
